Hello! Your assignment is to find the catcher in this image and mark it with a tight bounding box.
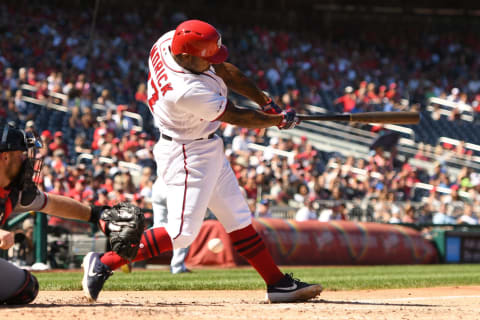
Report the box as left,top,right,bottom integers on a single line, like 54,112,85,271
0,124,144,305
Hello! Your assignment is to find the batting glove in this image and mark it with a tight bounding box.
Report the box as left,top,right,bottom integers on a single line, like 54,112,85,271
262,98,283,115
278,109,299,130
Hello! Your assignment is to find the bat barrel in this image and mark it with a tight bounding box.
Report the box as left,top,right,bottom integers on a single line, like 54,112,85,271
350,112,419,124
297,112,420,124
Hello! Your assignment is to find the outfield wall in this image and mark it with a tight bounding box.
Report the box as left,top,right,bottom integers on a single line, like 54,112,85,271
185,218,438,266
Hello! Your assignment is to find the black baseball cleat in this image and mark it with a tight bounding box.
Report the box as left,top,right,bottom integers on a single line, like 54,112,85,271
82,252,113,302
266,273,323,303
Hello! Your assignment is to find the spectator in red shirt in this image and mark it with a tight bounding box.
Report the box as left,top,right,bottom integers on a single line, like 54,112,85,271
50,149,67,175
124,130,140,152
473,94,480,112
385,83,397,100
67,177,87,202
40,130,53,147
49,131,69,156
414,142,430,161
27,68,36,86
49,177,67,196
334,86,357,113
366,82,380,104
243,171,258,200
94,188,110,206
355,81,367,98
296,141,317,163
36,80,48,100
378,85,387,100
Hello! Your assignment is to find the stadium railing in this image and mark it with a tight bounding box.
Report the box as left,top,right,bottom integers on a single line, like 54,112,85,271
426,105,474,122
427,97,475,122
21,94,68,112
76,153,115,166
438,136,480,157
429,97,474,114
96,112,143,133
20,84,145,133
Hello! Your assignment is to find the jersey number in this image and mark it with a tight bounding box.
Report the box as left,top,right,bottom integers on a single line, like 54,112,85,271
148,79,159,112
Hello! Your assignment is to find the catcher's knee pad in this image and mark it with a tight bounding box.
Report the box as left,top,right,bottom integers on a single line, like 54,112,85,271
3,270,39,305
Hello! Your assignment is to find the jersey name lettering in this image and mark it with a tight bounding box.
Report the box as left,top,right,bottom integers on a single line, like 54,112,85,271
150,45,173,98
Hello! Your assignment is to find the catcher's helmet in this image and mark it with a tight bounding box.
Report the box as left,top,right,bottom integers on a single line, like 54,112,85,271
0,123,44,189
171,19,228,64
0,124,28,152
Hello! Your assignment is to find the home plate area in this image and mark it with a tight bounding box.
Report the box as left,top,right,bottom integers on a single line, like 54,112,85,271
2,287,479,320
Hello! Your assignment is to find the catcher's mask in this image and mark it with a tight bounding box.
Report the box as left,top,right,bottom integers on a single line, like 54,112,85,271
1,123,44,186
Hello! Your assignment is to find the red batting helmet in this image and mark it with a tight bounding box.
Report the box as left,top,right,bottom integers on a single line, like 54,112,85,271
171,20,228,64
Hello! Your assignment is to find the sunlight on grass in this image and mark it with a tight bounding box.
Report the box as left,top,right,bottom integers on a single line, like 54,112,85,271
35,264,480,291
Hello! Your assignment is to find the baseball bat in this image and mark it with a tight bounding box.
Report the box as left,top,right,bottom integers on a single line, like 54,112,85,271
297,112,420,124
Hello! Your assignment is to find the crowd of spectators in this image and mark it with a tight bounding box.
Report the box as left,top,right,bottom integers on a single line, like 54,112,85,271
224,126,480,226
2,3,480,113
1,1,480,233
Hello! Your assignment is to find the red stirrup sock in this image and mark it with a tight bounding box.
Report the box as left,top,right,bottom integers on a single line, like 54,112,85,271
100,227,173,270
229,224,284,285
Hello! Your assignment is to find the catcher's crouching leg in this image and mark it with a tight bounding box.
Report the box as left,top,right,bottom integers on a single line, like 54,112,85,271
3,270,39,305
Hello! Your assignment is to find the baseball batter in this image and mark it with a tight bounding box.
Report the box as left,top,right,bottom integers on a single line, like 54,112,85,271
0,124,142,305
82,19,322,303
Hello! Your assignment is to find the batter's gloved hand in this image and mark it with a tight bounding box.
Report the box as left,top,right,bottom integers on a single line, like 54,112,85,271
278,109,300,130
261,98,283,115
96,203,145,261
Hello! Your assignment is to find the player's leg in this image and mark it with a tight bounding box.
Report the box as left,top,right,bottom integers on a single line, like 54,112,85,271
0,258,39,305
208,157,322,302
170,247,190,273
82,225,173,301
105,138,221,262
152,177,190,274
207,158,283,283
83,175,173,301
152,178,190,274
152,177,169,228
83,139,222,301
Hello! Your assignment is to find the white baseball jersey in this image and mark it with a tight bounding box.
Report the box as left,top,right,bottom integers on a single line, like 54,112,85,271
147,30,227,140
147,31,252,249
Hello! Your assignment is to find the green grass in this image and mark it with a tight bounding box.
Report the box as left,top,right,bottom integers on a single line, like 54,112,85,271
34,264,480,291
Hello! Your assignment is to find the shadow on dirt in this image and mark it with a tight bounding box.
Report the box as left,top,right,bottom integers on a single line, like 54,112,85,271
3,302,220,308
316,299,439,308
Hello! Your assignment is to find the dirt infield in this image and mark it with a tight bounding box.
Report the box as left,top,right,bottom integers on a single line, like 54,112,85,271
2,287,479,320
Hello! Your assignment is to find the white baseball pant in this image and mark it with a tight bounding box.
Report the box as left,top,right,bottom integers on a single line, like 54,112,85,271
153,135,252,249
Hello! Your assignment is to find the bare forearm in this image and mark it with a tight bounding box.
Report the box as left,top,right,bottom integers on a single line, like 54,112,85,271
42,194,91,221
219,102,282,128
213,62,269,106
231,110,280,128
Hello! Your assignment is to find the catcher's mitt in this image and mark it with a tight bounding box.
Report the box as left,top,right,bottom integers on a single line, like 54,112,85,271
101,202,145,260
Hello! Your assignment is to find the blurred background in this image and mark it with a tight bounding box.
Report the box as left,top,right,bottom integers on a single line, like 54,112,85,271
2,0,480,268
